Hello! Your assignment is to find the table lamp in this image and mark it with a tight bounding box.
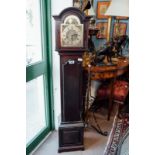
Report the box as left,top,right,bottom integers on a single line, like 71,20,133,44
105,0,129,41
85,0,99,52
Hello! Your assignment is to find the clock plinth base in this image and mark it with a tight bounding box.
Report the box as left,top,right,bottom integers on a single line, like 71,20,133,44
58,145,84,153
58,122,84,153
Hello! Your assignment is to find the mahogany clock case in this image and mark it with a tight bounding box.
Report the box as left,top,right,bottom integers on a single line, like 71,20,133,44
53,7,91,152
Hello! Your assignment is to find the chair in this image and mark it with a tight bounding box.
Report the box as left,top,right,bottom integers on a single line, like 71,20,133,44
112,80,129,118
96,77,129,120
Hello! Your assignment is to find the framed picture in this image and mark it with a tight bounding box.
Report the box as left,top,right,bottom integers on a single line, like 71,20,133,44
113,22,127,37
96,22,108,39
97,1,111,19
115,16,129,20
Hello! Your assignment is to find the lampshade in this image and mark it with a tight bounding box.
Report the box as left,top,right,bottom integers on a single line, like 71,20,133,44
88,2,95,16
105,0,129,17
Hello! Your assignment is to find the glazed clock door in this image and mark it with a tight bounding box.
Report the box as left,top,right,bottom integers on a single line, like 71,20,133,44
61,15,84,47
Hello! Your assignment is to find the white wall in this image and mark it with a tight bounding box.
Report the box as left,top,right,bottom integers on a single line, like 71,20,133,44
51,0,72,130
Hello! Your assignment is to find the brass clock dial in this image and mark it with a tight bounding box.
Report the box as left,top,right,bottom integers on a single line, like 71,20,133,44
61,15,83,47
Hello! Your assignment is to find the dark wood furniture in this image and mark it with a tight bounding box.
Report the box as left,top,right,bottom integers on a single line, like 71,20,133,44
53,7,91,153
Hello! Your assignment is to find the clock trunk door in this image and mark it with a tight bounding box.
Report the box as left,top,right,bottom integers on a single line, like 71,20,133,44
62,58,83,122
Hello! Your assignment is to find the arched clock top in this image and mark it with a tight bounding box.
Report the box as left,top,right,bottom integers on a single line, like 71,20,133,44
64,15,81,25
53,7,92,52
53,7,91,23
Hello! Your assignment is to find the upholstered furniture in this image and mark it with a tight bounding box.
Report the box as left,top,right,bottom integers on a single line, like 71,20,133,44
97,79,129,119
85,57,129,120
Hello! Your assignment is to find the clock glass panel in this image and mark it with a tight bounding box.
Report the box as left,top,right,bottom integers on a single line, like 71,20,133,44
61,15,84,47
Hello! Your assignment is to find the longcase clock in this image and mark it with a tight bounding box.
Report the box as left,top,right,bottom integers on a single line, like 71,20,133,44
53,7,91,153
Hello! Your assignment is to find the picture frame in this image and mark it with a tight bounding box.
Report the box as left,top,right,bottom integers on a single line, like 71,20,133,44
115,16,129,20
97,1,111,19
113,22,127,37
96,22,108,39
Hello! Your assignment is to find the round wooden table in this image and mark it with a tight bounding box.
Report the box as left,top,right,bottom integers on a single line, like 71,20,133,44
87,57,129,80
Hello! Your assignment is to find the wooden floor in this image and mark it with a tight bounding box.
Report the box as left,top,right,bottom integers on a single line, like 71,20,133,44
32,106,118,155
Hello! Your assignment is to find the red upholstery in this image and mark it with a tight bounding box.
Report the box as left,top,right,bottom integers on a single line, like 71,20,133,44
97,80,129,102
113,81,129,102
96,80,129,120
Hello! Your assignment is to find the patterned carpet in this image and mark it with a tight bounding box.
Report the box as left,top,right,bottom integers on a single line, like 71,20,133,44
103,113,129,155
